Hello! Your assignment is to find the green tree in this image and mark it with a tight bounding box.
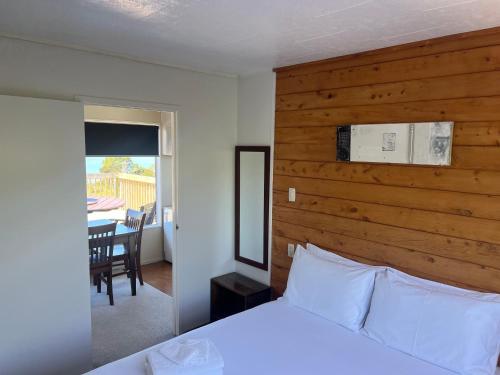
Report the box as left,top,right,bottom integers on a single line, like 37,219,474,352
100,157,133,174
100,157,155,176
131,165,155,177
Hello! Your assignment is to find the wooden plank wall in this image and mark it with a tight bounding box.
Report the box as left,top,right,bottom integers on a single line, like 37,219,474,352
271,27,500,296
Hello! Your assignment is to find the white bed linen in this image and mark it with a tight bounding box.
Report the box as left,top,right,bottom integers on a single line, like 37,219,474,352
87,300,500,375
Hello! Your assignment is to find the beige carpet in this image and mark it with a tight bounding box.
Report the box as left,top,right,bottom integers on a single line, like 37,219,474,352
91,276,174,368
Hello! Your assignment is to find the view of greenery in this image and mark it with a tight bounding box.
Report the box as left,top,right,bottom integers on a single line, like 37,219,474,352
99,157,155,177
86,157,157,211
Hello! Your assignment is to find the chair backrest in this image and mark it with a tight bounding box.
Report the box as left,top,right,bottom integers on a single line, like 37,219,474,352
140,202,156,225
124,209,146,257
88,222,116,269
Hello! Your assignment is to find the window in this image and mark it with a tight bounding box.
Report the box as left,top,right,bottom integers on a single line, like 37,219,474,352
86,156,158,225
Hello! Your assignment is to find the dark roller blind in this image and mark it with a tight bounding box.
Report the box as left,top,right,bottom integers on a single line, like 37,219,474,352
85,122,159,156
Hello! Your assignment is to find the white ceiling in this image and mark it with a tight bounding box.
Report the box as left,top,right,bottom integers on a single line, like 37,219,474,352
1,0,500,76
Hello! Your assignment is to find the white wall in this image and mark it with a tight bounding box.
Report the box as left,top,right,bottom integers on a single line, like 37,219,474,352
0,95,91,375
0,35,237,351
235,72,276,284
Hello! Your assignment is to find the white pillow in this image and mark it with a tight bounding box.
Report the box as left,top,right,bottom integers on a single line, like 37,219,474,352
306,243,386,272
363,270,500,375
284,245,378,331
390,268,500,303
306,243,350,263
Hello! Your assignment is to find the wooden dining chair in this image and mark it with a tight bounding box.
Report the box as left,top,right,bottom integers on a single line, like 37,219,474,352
89,222,117,305
113,209,146,286
140,202,156,225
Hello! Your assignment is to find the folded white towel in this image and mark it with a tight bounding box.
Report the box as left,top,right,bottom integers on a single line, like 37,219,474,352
145,339,224,375
159,339,210,366
145,351,223,375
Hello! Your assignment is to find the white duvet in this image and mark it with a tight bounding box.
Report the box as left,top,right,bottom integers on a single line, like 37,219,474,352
87,299,500,375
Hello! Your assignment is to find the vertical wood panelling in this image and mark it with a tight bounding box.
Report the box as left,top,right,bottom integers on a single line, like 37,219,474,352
272,27,500,296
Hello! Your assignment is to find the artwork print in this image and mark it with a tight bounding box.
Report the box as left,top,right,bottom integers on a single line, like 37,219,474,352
336,122,453,166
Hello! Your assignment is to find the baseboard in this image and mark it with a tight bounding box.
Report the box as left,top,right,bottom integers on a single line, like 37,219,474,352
142,256,166,265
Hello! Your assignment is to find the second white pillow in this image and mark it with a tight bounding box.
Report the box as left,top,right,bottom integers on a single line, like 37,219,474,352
284,245,378,331
363,270,500,375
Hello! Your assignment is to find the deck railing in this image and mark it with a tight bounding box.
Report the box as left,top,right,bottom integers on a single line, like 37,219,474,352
86,173,156,210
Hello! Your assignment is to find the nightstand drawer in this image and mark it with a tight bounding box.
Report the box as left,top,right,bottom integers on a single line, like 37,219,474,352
210,272,272,322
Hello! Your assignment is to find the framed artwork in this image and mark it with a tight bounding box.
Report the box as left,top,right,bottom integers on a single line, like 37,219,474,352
336,122,453,166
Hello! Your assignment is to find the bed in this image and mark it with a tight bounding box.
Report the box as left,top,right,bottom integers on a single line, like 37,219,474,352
87,298,498,375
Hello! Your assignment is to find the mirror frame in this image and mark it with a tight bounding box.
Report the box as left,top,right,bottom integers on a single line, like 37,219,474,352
235,145,270,270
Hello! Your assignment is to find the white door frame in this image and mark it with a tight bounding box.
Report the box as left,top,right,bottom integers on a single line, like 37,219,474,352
77,95,181,336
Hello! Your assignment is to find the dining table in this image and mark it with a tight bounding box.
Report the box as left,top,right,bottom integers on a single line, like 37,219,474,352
87,197,125,213
88,219,138,296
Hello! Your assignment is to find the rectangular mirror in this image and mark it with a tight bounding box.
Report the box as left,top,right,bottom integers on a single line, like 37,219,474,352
235,146,270,270
336,122,454,166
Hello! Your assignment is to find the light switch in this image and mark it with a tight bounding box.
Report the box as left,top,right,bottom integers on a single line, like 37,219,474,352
288,187,296,202
287,243,295,258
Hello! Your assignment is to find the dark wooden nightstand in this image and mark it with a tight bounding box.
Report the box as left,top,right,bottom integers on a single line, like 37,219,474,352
210,272,272,322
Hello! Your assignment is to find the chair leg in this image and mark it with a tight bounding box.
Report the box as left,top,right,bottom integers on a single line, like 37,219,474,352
125,256,130,278
106,273,110,295
137,258,144,286
97,274,102,293
108,272,114,306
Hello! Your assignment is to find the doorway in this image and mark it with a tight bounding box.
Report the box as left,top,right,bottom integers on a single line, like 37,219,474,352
83,103,177,368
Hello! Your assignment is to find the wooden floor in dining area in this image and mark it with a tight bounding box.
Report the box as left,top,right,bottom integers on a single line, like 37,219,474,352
142,261,172,296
